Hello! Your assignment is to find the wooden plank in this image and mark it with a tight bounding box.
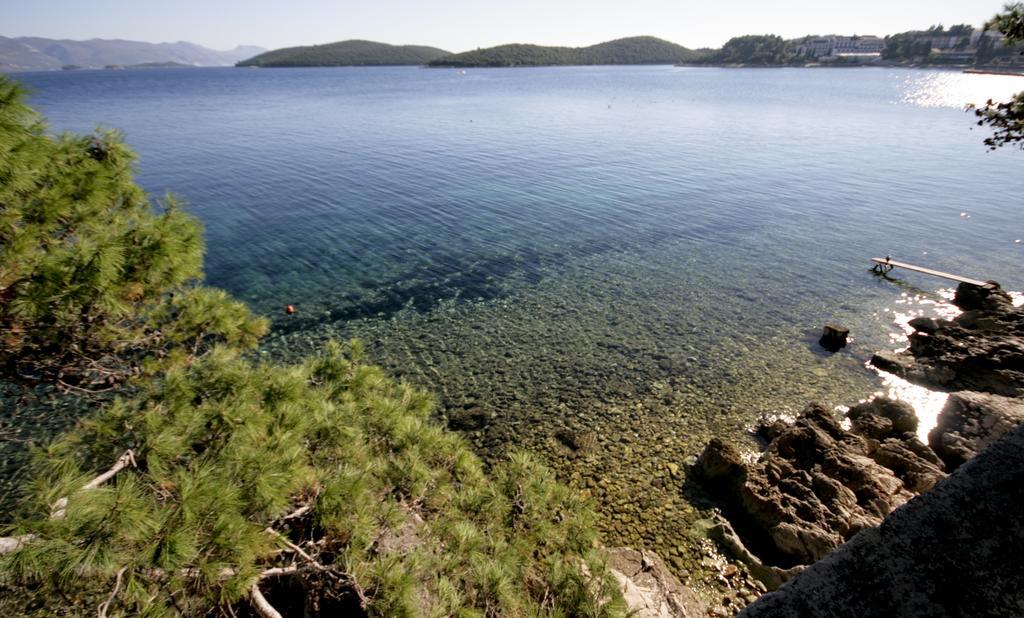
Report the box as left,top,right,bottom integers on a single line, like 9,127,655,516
870,258,990,287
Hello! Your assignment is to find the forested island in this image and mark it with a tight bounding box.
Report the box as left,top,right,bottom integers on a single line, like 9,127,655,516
236,40,450,67
234,24,1023,70
425,28,1023,69
426,36,701,67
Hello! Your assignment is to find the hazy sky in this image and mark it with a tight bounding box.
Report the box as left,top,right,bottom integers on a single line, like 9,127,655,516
2,0,1011,52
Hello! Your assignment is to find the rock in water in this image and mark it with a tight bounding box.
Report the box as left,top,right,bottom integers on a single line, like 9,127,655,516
847,397,918,436
953,281,1012,312
819,324,850,352
445,406,488,431
870,290,1024,397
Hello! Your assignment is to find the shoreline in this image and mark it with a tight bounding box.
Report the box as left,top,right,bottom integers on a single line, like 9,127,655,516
963,67,1024,77
691,280,1024,613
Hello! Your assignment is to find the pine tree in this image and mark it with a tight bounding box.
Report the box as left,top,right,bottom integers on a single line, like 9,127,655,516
0,75,267,391
971,3,1024,150
1,343,625,616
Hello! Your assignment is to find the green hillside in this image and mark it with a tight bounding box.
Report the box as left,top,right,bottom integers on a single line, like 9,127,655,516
237,39,451,67
429,36,701,67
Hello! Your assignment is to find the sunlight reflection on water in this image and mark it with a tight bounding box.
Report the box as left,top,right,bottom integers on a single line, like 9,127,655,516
867,288,1023,442
901,71,1024,109
863,288,960,441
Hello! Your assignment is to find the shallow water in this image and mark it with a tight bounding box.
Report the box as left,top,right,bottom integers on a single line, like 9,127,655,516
12,65,1024,593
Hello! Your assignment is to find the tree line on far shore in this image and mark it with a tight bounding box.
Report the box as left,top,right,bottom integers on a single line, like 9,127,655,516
236,12,1024,69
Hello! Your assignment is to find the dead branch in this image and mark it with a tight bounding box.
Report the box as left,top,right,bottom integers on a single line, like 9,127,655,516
265,528,322,570
52,450,137,518
249,583,283,618
280,504,312,521
0,450,136,555
97,565,128,618
258,566,300,579
264,528,368,608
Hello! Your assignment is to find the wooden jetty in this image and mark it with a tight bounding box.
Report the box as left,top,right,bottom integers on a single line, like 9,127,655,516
870,257,992,288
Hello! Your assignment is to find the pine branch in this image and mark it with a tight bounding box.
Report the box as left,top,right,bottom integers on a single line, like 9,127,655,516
52,450,137,518
0,450,136,555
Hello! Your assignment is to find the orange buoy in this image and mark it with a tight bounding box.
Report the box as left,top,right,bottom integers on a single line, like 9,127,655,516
285,304,295,315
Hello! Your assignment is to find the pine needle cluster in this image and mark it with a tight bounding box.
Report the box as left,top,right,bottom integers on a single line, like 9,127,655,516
2,342,625,616
0,75,267,391
970,3,1024,150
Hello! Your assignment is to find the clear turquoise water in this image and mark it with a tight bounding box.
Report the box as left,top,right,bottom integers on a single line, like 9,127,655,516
19,66,1023,317
13,65,1024,584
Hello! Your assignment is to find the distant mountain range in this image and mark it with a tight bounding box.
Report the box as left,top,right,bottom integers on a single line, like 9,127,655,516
0,37,266,71
427,36,702,68
236,40,450,67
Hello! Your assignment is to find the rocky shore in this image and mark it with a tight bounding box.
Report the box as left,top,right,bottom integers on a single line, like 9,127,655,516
740,420,1024,617
693,282,1024,608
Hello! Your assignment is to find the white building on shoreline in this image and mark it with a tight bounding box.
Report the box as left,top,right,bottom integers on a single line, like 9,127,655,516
798,35,884,59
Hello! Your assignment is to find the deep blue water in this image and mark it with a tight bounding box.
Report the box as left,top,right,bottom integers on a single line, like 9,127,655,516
13,65,1024,439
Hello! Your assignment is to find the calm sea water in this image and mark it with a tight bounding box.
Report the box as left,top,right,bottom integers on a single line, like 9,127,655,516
12,65,1024,574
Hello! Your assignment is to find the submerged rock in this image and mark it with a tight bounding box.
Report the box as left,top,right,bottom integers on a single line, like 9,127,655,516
695,400,945,570
555,429,597,452
445,406,488,431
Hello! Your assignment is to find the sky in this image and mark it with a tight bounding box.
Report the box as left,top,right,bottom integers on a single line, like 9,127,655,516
1,0,1011,52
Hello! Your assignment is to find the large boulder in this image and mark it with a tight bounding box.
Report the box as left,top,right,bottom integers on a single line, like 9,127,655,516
928,390,1024,470
953,281,1013,312
847,397,918,436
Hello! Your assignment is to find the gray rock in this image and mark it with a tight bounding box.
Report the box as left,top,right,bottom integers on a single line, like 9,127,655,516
740,422,1024,618
928,391,1024,470
695,404,944,568
606,547,707,617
